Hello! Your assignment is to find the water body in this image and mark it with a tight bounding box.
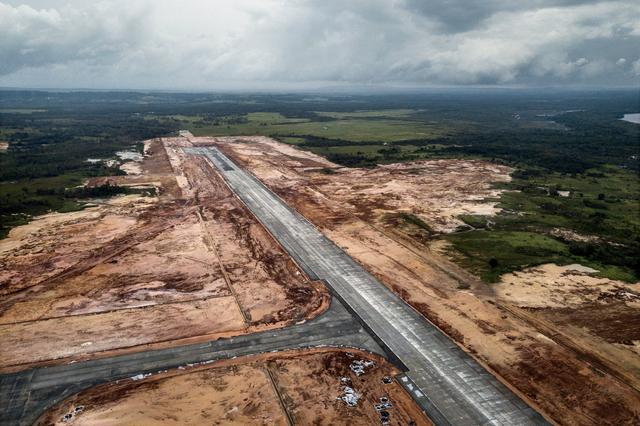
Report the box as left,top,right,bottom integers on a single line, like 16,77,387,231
621,113,640,124
115,150,143,161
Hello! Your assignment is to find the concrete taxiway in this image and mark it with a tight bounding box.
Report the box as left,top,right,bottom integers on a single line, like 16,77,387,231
186,145,549,426
0,298,382,426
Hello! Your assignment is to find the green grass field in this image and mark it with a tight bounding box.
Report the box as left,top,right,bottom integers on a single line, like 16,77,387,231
307,143,420,156
314,109,418,119
0,108,47,114
180,111,449,142
446,231,572,282
448,166,639,282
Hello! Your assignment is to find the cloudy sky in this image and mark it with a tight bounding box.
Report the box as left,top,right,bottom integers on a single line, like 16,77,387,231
0,0,639,90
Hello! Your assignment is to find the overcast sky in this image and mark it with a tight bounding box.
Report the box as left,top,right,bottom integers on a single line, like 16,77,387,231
0,0,638,90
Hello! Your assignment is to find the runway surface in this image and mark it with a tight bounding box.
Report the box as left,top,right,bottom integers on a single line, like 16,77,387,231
186,145,549,426
0,298,381,426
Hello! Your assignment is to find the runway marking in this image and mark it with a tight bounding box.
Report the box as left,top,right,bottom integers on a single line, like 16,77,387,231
187,145,549,426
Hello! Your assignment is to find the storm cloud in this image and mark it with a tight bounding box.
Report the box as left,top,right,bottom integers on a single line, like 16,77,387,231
0,0,638,89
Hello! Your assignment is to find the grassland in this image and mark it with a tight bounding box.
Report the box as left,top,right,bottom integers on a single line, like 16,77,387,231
0,108,47,114
446,231,572,282
181,111,449,142
314,108,418,119
162,109,457,167
446,166,639,282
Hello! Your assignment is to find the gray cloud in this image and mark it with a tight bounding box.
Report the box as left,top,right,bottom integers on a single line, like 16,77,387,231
0,0,638,89
0,2,149,74
402,0,607,33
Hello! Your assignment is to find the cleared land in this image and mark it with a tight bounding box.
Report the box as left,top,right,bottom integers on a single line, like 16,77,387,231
211,136,640,425
1,297,387,425
187,144,545,424
3,131,638,425
37,349,427,426
0,138,327,369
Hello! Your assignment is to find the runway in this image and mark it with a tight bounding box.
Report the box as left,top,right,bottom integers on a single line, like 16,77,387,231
186,145,548,426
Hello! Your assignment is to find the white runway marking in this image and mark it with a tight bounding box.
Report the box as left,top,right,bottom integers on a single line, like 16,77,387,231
185,146,548,426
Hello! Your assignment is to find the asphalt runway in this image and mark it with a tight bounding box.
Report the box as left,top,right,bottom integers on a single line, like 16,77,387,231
186,145,549,426
0,298,382,426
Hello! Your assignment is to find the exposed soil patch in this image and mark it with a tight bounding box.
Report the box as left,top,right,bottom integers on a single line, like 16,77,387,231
213,136,510,234
495,263,639,309
0,215,229,325
214,136,640,425
42,363,286,425
0,137,327,370
37,349,427,426
540,302,640,345
495,264,640,386
508,342,639,425
0,297,245,369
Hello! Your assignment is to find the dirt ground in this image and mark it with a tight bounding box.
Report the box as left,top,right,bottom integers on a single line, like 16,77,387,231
497,263,640,310
496,264,640,390
37,349,428,426
7,132,640,424
207,136,511,234
0,138,327,370
212,136,640,425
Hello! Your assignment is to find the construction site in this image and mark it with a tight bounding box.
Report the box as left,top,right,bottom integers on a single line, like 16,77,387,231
1,133,639,425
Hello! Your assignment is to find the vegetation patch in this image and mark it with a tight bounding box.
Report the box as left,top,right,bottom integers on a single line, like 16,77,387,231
445,231,573,283
0,93,178,238
445,166,639,282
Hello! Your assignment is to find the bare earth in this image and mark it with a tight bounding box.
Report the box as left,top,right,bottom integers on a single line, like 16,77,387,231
5,133,639,424
0,138,327,370
211,136,640,425
38,349,428,426
496,264,640,389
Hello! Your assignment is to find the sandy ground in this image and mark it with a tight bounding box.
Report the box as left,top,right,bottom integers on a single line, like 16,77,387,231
207,136,511,233
38,349,428,426
496,264,640,386
213,136,640,425
119,161,142,175
0,297,244,368
315,160,511,233
0,137,327,370
0,196,154,296
497,263,640,309
0,215,229,324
